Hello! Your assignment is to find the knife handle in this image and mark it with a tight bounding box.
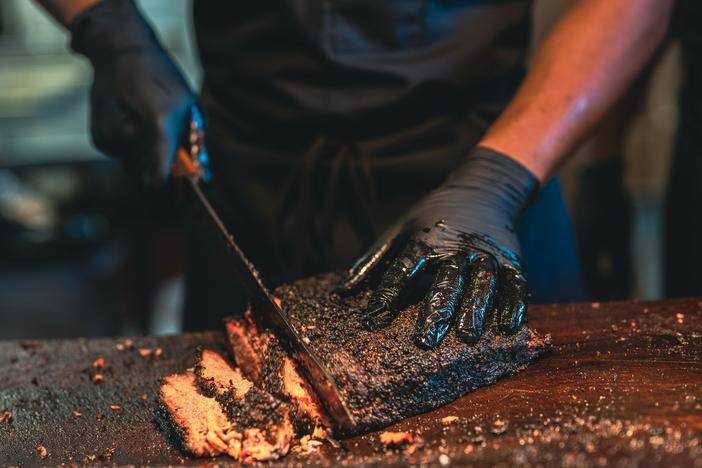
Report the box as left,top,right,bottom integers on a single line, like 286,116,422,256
173,147,204,181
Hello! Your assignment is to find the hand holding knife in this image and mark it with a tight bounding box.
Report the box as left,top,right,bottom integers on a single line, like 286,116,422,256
173,105,358,435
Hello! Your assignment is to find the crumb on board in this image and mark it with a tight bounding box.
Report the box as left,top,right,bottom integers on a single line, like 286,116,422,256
137,347,163,358
72,410,82,417
115,339,134,351
292,435,324,455
92,357,106,368
110,405,121,412
441,415,460,425
311,425,330,440
91,373,104,384
380,431,414,447
37,446,48,459
100,447,116,461
0,410,12,423
491,419,509,435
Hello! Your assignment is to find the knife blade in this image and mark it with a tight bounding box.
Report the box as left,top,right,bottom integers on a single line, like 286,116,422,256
176,106,358,435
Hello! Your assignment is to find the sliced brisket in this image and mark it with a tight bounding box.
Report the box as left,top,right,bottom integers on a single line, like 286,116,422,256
159,350,294,462
227,272,550,435
224,317,263,385
194,348,295,460
226,311,330,434
158,372,242,459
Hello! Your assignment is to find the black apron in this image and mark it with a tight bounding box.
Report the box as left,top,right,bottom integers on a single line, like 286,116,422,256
185,0,583,330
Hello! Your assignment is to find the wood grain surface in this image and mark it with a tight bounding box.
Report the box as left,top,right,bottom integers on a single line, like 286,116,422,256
0,298,700,466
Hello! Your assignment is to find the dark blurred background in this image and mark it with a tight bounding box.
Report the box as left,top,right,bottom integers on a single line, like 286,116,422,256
0,0,200,338
0,0,683,339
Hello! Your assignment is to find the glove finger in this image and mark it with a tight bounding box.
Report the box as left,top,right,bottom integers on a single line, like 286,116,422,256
492,265,528,334
361,240,430,331
336,224,404,295
456,253,498,344
90,89,169,189
414,253,468,350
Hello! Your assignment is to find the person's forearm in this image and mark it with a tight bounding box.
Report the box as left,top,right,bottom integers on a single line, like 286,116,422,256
33,0,101,27
479,0,673,182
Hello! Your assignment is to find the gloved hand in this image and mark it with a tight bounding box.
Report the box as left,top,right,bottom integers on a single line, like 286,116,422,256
70,0,195,187
338,147,539,349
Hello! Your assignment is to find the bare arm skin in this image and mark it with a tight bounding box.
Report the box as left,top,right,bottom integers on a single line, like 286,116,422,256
34,0,672,185
33,0,101,27
479,0,674,182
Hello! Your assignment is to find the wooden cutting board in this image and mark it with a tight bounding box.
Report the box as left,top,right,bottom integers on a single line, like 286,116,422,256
0,299,700,466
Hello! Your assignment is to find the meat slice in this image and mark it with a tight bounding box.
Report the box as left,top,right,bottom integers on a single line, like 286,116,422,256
194,348,295,460
195,348,252,399
224,316,263,386
228,272,550,435
159,351,294,463
158,372,242,459
225,310,330,434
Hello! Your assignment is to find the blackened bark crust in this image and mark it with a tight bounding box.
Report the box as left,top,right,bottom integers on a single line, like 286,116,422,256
225,318,328,433
155,400,191,455
267,272,550,433
193,348,289,433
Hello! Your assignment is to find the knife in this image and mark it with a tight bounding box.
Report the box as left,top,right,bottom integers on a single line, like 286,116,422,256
175,105,358,435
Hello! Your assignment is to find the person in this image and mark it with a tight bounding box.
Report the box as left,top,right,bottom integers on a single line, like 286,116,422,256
35,0,672,348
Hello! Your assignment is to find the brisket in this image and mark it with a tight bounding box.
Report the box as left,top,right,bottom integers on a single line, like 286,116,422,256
158,372,242,459
227,272,550,435
226,311,330,434
194,348,295,460
195,348,253,399
159,350,294,462
160,270,549,462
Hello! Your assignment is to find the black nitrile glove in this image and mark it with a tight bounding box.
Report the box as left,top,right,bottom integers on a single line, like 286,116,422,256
70,0,195,187
338,147,539,349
